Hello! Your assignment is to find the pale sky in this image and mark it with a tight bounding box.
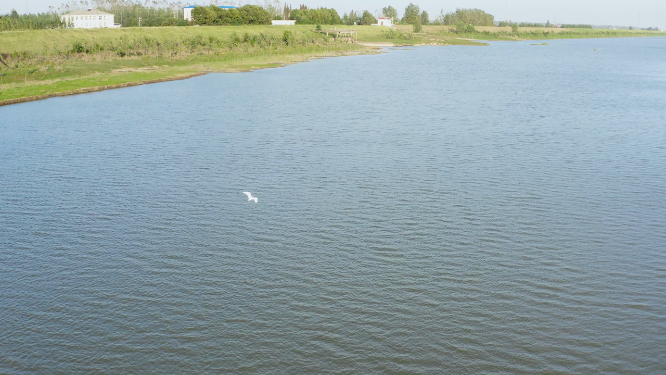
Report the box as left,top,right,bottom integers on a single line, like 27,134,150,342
1,0,664,27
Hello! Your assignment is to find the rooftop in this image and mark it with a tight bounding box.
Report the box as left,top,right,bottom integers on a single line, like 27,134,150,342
63,9,112,16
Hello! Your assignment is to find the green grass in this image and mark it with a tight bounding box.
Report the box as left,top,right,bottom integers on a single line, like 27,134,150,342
0,44,363,100
0,26,314,53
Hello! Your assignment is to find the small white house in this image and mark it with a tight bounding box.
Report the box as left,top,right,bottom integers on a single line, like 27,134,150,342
184,5,236,21
271,20,296,26
376,17,393,27
61,9,118,29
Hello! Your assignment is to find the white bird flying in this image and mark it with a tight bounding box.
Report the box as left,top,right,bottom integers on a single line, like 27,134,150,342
243,192,258,203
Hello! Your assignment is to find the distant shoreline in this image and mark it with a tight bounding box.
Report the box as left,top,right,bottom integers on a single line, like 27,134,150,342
1,25,662,107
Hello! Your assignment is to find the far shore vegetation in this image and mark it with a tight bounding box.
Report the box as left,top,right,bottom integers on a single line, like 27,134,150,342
1,2,663,104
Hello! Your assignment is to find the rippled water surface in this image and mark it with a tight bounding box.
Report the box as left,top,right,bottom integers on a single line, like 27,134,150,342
2,37,666,374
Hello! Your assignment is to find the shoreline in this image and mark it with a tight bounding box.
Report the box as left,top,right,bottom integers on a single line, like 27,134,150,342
1,25,663,107
0,73,206,107
0,48,375,107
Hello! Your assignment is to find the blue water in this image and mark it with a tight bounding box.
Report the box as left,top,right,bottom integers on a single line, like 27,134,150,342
1,37,665,374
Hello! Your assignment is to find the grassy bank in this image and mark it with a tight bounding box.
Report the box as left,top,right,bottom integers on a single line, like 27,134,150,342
1,25,663,104
0,26,372,103
414,25,664,41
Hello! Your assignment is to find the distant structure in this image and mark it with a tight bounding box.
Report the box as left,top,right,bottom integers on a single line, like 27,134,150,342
375,17,393,27
184,5,236,21
61,9,119,28
271,20,296,26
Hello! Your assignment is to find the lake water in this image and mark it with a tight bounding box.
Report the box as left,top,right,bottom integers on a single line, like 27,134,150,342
1,37,665,374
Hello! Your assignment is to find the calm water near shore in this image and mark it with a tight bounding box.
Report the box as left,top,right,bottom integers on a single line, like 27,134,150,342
1,37,665,374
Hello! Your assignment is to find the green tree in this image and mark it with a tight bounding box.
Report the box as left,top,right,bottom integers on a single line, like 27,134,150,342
191,6,219,25
413,16,422,32
283,4,293,20
238,5,271,25
442,8,495,26
0,8,65,31
511,23,519,33
456,21,475,33
218,8,242,25
343,10,359,25
382,6,398,21
434,9,446,25
402,3,420,25
282,30,294,45
263,0,283,19
420,11,429,25
360,10,377,25
191,5,268,26
290,8,341,24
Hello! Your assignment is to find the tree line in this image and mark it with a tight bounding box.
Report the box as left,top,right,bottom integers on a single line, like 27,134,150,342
1,0,190,30
191,5,272,26
290,8,341,25
4,1,657,32
0,2,491,31
72,0,188,27
433,8,494,26
0,9,63,31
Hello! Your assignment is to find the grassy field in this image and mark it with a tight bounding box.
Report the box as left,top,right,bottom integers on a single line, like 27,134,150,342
1,24,663,104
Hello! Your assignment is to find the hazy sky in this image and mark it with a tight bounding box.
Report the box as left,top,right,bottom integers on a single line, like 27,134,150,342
1,0,664,27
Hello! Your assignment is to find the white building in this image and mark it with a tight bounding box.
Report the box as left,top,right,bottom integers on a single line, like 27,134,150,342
184,5,236,21
61,9,118,29
376,17,393,27
271,20,296,26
